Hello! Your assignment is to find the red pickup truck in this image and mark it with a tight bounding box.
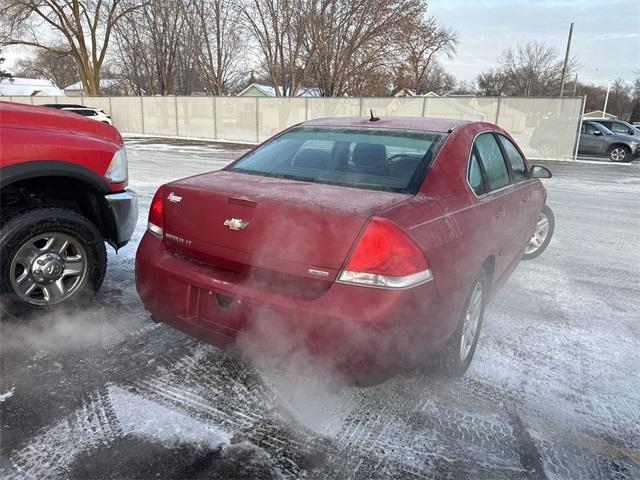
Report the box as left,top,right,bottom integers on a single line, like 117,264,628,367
0,101,137,313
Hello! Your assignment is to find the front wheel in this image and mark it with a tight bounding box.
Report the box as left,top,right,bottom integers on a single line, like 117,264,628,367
523,204,555,260
0,208,107,316
608,145,631,162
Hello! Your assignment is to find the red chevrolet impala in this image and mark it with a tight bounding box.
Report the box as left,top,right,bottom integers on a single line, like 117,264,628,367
135,116,553,384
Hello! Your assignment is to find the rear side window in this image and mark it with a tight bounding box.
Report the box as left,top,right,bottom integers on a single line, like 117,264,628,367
474,133,510,191
609,122,633,135
229,126,447,193
497,135,528,182
468,150,486,196
69,109,97,117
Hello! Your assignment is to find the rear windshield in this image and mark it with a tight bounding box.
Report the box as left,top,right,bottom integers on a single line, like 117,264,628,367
228,126,447,193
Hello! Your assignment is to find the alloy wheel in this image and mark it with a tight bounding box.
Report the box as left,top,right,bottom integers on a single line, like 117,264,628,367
9,232,88,306
610,147,627,162
460,281,483,362
525,212,551,255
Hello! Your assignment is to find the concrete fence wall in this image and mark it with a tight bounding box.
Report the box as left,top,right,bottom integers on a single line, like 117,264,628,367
5,95,585,160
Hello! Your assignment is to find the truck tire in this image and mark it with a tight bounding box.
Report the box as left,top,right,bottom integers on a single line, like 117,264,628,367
0,208,107,316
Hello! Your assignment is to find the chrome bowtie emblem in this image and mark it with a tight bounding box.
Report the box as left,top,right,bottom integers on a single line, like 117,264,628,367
224,218,249,231
167,192,182,203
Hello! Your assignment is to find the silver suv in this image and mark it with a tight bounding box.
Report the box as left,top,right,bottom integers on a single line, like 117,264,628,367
579,121,640,162
590,119,640,138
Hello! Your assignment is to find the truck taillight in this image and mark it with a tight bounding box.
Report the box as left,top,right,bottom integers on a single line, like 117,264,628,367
338,217,432,289
147,187,163,237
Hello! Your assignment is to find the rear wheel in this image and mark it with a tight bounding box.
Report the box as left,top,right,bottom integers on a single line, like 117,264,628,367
0,208,106,316
523,204,555,260
608,145,630,162
429,270,487,376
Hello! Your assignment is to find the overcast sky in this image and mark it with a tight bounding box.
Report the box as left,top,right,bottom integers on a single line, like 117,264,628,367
2,0,639,88
429,0,640,86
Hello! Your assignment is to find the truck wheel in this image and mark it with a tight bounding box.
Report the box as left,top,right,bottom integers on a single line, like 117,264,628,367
0,208,106,316
523,204,555,260
427,270,487,377
608,145,630,162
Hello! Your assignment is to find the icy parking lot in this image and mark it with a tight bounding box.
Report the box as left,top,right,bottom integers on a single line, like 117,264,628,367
1,137,639,480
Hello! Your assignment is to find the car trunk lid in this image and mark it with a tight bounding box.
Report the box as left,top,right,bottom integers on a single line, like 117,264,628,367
161,171,411,289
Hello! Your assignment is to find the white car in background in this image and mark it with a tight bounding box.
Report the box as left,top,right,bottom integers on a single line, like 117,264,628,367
43,103,113,125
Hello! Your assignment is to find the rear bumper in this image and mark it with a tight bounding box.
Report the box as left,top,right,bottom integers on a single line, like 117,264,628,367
105,189,138,248
135,233,457,384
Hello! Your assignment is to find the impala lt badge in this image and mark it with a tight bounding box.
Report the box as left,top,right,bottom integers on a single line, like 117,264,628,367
224,218,249,231
167,192,182,203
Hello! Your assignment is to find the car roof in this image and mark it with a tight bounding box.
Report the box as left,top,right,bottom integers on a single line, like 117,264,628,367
44,104,87,109
299,116,471,133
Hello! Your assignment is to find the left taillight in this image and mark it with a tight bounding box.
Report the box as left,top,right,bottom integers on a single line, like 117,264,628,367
147,187,163,237
338,217,432,289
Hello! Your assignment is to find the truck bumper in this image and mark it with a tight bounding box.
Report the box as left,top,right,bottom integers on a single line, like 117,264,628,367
105,189,138,248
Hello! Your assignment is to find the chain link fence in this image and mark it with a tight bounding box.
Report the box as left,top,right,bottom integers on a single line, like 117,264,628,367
6,95,585,160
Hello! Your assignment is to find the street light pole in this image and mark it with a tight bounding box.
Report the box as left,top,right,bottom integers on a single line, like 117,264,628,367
560,22,574,97
602,80,611,118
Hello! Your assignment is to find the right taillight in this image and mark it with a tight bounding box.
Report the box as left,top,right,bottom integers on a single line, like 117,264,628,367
338,217,432,289
147,187,164,237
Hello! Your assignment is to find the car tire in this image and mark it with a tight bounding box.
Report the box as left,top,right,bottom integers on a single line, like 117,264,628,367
428,269,488,377
522,205,556,260
0,208,107,317
608,145,631,162
523,204,555,260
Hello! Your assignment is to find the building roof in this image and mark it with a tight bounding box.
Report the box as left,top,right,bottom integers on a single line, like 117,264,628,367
0,77,65,96
300,116,471,133
64,78,126,91
583,110,617,119
238,82,322,97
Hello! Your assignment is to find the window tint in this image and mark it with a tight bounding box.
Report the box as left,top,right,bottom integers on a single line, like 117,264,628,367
475,133,510,191
583,123,600,135
70,109,97,117
468,149,486,195
498,135,528,182
229,126,447,194
609,122,632,135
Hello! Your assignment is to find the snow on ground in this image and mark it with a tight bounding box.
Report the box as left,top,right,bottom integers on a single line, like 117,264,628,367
0,137,638,479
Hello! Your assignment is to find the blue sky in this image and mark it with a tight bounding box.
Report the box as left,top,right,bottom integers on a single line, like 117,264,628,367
428,0,640,86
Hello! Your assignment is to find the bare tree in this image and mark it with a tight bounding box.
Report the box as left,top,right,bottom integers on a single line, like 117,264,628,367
608,78,633,119
14,49,78,88
476,68,508,96
0,48,12,82
477,42,577,97
1,0,143,95
114,0,187,95
395,14,457,94
239,0,311,96
184,0,245,95
306,0,424,97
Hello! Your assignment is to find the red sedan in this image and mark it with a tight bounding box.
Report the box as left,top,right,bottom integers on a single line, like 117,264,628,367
135,116,553,385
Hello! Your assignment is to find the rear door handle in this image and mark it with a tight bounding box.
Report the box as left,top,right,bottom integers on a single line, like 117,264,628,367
495,207,505,219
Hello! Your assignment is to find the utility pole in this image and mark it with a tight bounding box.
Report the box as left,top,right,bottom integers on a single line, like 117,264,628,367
559,22,574,97
603,80,611,117
572,73,579,96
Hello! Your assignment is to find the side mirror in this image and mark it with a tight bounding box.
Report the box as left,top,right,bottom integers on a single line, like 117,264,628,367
593,130,602,136
530,165,552,179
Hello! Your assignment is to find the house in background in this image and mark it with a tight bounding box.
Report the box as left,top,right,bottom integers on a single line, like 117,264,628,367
393,88,417,97
64,78,139,96
237,82,322,98
583,110,617,119
0,77,65,96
